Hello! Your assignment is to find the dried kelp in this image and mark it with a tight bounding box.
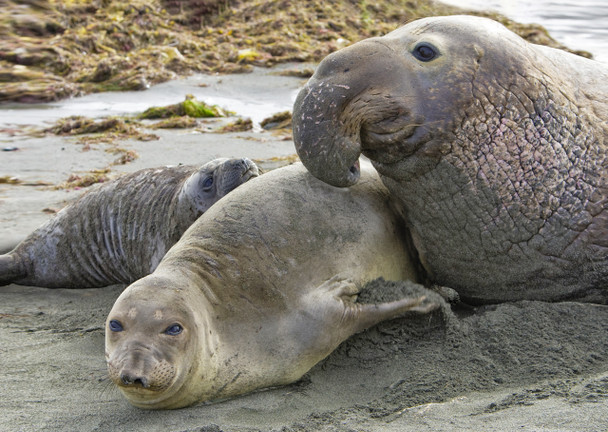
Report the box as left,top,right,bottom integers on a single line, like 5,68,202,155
0,0,587,103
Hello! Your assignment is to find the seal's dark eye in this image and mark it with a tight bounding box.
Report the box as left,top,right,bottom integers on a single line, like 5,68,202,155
165,324,183,336
413,43,438,62
202,176,214,191
109,320,123,332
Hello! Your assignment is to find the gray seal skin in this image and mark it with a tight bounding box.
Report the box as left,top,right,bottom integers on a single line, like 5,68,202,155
293,15,608,304
105,163,436,409
0,158,259,288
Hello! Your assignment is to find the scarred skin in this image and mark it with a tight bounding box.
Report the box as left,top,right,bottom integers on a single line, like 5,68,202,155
0,158,258,288
293,16,608,303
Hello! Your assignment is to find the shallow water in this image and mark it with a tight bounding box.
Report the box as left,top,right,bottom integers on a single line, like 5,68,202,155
0,66,305,128
442,0,608,63
1,3,606,128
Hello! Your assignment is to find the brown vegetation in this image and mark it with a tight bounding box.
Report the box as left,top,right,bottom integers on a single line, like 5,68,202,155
0,0,589,103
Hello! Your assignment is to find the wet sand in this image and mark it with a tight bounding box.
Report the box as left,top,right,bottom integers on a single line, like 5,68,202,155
1,69,608,432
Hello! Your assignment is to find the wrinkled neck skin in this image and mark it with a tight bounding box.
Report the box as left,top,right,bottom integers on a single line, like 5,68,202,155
380,41,608,302
293,38,459,187
294,16,608,302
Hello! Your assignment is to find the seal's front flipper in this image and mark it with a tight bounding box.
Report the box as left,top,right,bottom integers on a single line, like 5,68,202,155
316,274,360,303
347,295,439,335
0,254,26,286
310,276,440,338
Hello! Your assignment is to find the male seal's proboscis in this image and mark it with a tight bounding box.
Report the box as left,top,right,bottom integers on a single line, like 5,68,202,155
105,163,437,409
293,15,608,303
0,158,258,287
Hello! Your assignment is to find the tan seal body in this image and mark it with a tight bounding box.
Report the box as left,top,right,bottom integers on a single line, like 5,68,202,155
105,163,435,409
293,15,608,303
0,158,258,288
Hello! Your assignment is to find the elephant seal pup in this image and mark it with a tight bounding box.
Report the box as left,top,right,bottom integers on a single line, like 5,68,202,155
293,15,608,303
0,158,258,288
105,163,437,409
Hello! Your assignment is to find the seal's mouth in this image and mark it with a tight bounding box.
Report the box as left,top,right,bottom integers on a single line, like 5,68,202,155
118,382,160,393
242,167,260,181
355,103,423,165
346,159,361,183
118,386,176,409
240,158,260,181
114,376,172,392
114,372,186,409
362,127,418,161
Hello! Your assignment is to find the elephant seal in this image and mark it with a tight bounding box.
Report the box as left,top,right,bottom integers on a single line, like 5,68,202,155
293,15,608,304
0,158,258,288
105,163,437,409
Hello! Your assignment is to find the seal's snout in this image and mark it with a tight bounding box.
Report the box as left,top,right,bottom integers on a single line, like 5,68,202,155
121,372,149,388
293,38,408,188
240,157,260,179
214,158,260,197
108,351,177,394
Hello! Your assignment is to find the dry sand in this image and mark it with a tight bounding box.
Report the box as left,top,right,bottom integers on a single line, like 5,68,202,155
1,68,607,432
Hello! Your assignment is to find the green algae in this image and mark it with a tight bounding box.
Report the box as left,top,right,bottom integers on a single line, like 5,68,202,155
183,97,222,117
138,95,228,119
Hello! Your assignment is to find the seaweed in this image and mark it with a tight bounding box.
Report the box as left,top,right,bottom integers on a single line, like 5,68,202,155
272,67,315,78
148,116,199,128
110,148,139,165
55,168,111,190
260,111,291,131
253,153,299,171
45,116,158,143
215,117,253,133
0,0,589,103
0,176,22,184
138,94,228,119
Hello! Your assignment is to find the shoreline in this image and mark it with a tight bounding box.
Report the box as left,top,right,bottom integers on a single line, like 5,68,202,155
2,7,608,432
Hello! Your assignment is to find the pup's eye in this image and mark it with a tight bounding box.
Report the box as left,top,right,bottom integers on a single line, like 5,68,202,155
413,43,438,62
109,320,123,332
165,324,183,336
202,176,214,191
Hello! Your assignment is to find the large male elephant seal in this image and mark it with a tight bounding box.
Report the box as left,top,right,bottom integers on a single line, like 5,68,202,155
293,15,608,304
105,163,437,409
0,158,258,288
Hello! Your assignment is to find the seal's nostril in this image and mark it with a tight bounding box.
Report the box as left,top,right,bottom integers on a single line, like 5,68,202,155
121,373,148,387
133,378,147,388
121,373,133,385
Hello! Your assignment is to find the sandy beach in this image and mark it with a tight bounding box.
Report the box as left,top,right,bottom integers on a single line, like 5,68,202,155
2,66,608,432
2,278,607,431
2,3,608,429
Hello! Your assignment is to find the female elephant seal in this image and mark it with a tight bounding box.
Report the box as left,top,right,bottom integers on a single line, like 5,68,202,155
105,163,437,409
0,158,258,288
293,15,608,303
